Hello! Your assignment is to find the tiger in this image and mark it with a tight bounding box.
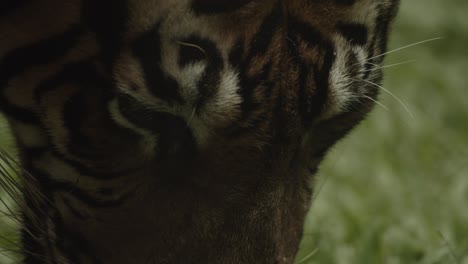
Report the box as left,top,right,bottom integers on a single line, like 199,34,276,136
0,0,400,263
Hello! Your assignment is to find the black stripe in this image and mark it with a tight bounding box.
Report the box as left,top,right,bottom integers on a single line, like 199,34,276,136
23,138,138,181
287,18,335,125
286,27,311,126
34,61,91,104
225,5,281,136
239,62,271,120
337,23,368,46
303,49,334,126
52,181,133,208
287,20,324,126
288,18,325,48
32,166,132,208
132,25,184,104
34,61,142,179
81,0,128,70
0,94,39,123
228,41,245,67
363,3,399,79
374,3,399,64
244,4,281,63
1,24,84,86
333,0,356,5
225,61,272,138
117,95,197,161
51,149,138,180
191,0,252,14
21,153,123,261
63,91,97,158
33,61,103,160
0,25,84,123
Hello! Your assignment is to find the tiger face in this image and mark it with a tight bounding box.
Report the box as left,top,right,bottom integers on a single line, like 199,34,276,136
102,0,399,178
0,0,399,263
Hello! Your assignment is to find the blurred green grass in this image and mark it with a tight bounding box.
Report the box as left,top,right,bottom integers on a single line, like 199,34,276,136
297,0,468,263
1,0,467,263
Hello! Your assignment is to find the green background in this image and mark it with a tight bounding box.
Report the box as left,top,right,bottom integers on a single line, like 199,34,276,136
297,0,468,263
1,0,467,263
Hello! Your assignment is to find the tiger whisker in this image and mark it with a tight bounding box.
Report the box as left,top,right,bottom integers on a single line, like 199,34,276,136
187,104,198,127
364,36,444,63
359,78,415,119
363,59,417,72
0,150,53,207
0,150,51,241
286,36,298,47
352,37,443,68
177,41,207,55
362,95,390,111
296,248,319,263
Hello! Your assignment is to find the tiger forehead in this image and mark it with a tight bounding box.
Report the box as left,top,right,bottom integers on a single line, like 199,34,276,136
126,0,397,31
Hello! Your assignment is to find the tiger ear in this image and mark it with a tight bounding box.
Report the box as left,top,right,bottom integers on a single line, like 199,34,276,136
191,0,254,14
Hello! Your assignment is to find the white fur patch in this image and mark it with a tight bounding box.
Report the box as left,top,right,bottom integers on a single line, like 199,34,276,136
324,39,357,119
207,66,242,121
188,66,241,146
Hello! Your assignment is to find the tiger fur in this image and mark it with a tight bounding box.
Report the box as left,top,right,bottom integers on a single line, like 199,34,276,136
0,0,399,263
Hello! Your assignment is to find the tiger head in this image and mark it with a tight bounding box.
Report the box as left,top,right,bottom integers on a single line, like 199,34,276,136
95,0,400,183
1,0,400,263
